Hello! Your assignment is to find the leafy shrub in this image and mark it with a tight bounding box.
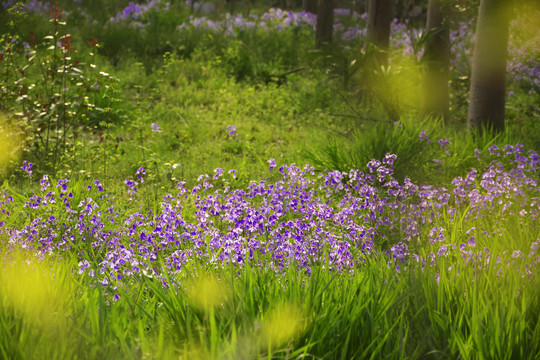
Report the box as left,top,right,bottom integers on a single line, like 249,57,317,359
0,4,119,173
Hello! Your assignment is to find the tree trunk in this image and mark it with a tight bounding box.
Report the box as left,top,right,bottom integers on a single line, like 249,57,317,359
303,0,318,14
315,0,334,48
366,0,393,65
422,0,450,122
467,0,512,133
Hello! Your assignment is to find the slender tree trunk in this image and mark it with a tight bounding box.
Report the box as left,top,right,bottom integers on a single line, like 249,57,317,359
366,0,393,65
303,0,318,14
422,0,450,122
315,0,334,48
467,0,512,133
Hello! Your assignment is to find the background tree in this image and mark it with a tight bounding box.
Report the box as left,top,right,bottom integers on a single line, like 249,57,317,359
467,0,512,132
422,0,450,122
315,0,334,48
366,0,393,65
303,0,318,14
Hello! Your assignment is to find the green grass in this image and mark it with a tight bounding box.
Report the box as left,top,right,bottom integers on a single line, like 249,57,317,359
1,2,539,359
1,237,538,359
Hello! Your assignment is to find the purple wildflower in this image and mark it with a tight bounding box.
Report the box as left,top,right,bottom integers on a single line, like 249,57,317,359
94,180,104,192
419,130,430,143
438,139,450,150
40,175,50,191
268,158,276,171
136,167,146,183
226,125,238,138
21,161,33,179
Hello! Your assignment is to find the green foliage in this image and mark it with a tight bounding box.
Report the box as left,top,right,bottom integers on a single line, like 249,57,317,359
94,2,189,71
0,7,120,174
506,88,540,152
303,115,530,186
303,117,438,183
0,3,539,359
314,40,426,123
1,244,538,359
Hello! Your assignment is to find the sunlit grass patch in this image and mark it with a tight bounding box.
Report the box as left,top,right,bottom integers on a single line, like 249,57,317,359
0,114,21,174
185,271,232,311
258,302,306,351
0,252,70,327
0,251,77,358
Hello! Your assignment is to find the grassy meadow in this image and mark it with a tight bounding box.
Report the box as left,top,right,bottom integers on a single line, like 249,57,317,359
0,1,539,359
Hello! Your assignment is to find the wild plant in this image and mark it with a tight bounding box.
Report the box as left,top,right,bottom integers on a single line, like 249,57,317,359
0,3,118,175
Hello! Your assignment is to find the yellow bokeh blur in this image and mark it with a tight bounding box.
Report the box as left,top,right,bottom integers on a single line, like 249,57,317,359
0,113,21,171
258,303,305,350
385,56,423,111
511,2,540,55
178,344,209,360
355,54,424,117
185,272,231,311
0,252,73,334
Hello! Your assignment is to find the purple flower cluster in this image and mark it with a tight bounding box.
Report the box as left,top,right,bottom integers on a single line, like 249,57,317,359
175,7,536,85
1,146,538,296
448,19,475,76
21,161,33,179
124,167,146,198
506,10,540,90
3,1,535,86
448,14,539,88
177,8,316,36
226,124,238,139
2,0,51,14
109,0,169,28
176,8,364,40
389,19,426,60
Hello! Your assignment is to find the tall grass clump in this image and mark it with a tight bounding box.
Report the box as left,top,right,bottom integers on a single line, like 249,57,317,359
303,117,440,183
303,115,528,186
